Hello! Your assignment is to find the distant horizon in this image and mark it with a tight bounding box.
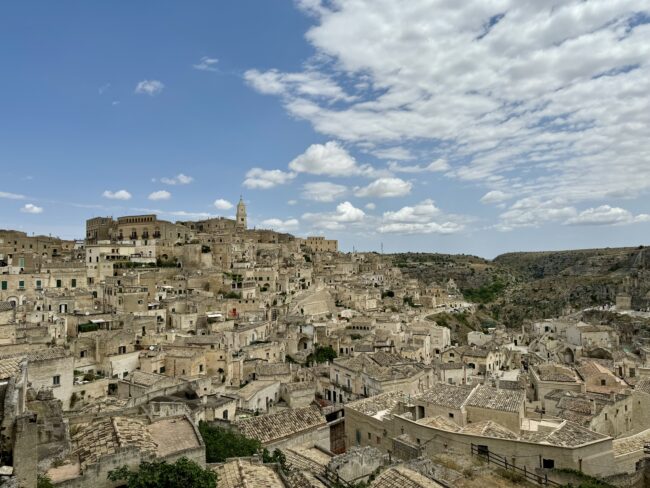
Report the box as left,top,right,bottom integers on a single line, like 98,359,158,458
4,216,648,262
2,2,649,258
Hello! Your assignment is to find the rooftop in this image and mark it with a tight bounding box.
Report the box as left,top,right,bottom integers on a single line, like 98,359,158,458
465,385,524,413
415,383,474,409
213,459,285,488
235,406,326,445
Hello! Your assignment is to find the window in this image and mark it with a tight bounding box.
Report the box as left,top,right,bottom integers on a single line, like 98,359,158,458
36,280,42,289
53,375,60,386
18,280,25,290
223,410,229,420
80,350,87,358
56,279,62,288
542,459,555,469
1,281,6,291
118,346,126,354
159,366,165,374
601,379,606,386
368,432,371,440
199,364,204,372
449,412,455,418
18,257,25,268
71,279,77,288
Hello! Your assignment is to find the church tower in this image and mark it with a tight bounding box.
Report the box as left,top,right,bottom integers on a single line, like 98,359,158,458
236,196,247,230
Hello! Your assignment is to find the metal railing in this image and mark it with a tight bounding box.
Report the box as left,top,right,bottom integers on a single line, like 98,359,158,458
470,444,562,487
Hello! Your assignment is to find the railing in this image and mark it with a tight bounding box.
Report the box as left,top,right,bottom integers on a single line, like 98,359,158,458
470,444,562,487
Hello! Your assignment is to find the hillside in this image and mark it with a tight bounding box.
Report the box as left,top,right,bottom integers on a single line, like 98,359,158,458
394,245,650,327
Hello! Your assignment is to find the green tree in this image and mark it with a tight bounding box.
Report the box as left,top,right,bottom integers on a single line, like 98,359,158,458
107,458,217,488
262,448,287,470
306,345,337,364
199,422,262,463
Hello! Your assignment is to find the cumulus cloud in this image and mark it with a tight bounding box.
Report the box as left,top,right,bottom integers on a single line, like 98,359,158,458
193,56,219,72
378,199,464,234
21,203,43,214
302,201,365,230
243,168,296,189
388,159,449,173
247,1,650,222
564,205,650,226
213,198,233,210
0,191,25,200
497,197,577,231
480,190,511,205
301,181,347,202
382,199,440,222
134,80,164,96
148,190,171,201
289,141,366,177
354,177,412,198
261,218,300,232
161,173,193,185
365,202,376,210
102,190,132,200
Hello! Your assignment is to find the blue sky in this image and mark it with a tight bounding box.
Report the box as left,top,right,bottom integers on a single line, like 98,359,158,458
1,1,650,258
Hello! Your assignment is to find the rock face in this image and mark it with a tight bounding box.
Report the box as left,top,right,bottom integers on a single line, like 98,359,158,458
395,246,650,327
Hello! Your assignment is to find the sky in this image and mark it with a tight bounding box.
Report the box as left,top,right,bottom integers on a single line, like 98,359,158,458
1,1,650,258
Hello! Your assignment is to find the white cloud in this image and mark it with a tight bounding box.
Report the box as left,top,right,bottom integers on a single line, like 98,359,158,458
378,221,463,234
289,141,365,177
365,202,376,210
245,69,353,102
160,173,194,185
0,191,25,200
301,181,347,202
378,199,463,234
565,205,650,226
20,203,43,214
354,177,412,198
372,147,414,161
480,190,510,205
302,201,366,230
388,159,450,173
213,198,233,210
248,1,650,220
288,199,298,205
243,168,296,189
193,56,219,72
102,190,132,200
98,83,111,95
497,197,577,230
135,80,164,96
383,199,440,222
148,190,171,201
261,218,300,232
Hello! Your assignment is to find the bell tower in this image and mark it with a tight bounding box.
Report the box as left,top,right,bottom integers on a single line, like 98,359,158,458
236,196,247,230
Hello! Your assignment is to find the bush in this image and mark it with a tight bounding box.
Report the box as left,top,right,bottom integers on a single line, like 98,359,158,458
108,457,217,488
198,423,261,463
262,448,286,469
495,468,524,483
306,345,337,364
37,475,54,488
